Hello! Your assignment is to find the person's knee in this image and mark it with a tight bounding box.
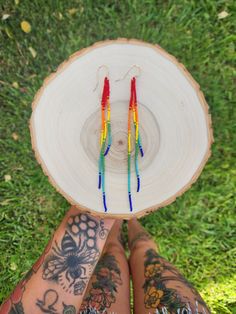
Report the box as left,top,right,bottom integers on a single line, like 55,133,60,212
129,239,158,259
105,241,126,256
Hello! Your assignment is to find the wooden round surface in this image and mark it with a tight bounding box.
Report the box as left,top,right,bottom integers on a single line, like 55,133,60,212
30,38,214,219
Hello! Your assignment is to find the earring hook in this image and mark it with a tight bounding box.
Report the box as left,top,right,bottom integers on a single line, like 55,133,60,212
115,65,141,82
93,65,110,92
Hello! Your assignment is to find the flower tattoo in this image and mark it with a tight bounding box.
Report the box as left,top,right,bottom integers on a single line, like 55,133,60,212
143,249,211,313
144,286,164,308
80,253,123,313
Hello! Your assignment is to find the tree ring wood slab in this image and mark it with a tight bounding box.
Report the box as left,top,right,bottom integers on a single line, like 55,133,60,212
30,38,214,219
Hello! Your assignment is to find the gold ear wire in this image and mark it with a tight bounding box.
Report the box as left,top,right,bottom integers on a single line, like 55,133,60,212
115,65,141,82
93,65,110,92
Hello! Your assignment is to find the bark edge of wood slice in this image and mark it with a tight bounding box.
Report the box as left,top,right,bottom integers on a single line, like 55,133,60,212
30,38,214,219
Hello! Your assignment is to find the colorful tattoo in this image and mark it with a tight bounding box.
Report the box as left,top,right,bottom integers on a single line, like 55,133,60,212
79,253,122,313
62,302,76,314
0,283,25,314
42,214,105,295
143,249,210,313
0,238,53,314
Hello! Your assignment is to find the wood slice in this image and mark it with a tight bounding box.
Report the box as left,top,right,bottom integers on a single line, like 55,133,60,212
30,38,214,219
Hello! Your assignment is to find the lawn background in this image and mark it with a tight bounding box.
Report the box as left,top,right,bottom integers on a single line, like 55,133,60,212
0,1,235,313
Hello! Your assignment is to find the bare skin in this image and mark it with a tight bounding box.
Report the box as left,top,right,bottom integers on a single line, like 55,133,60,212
0,215,211,314
128,218,211,314
79,220,130,314
0,206,114,314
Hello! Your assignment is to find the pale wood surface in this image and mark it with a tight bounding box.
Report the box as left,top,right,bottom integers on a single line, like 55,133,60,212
30,38,214,219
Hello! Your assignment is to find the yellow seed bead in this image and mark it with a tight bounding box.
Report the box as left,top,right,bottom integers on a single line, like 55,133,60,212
104,121,107,139
100,131,104,146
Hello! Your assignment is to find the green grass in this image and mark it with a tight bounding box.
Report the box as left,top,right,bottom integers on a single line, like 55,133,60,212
0,0,235,313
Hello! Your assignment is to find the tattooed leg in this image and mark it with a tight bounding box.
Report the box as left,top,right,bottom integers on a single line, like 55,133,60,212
79,220,130,314
0,233,54,314
128,218,154,252
128,218,211,314
0,206,114,314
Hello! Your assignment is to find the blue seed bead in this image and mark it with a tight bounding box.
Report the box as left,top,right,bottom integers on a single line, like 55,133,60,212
103,192,108,212
98,172,101,189
137,176,140,192
129,192,133,212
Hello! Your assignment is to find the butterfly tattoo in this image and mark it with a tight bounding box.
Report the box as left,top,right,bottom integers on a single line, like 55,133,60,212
42,214,100,295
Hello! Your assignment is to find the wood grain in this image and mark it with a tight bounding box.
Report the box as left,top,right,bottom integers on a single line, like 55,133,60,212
30,38,214,219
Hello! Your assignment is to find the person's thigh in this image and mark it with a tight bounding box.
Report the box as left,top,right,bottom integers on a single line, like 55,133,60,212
129,220,210,314
79,220,130,314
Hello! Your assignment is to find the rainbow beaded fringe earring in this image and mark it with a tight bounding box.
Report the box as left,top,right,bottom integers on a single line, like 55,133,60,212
128,74,144,211
97,73,111,212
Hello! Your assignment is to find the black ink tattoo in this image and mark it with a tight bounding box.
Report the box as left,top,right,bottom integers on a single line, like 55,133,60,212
42,214,101,295
79,253,122,313
36,289,58,313
36,289,76,314
8,302,25,314
143,249,211,313
99,220,109,239
129,230,152,250
117,223,126,250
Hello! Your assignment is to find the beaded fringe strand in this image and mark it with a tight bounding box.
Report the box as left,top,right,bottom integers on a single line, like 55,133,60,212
98,77,111,212
128,77,144,211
